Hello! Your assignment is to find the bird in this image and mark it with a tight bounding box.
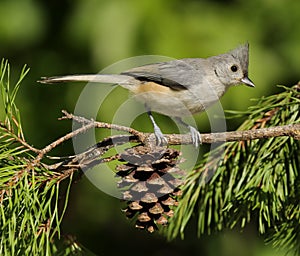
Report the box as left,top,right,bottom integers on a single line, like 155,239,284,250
39,43,255,147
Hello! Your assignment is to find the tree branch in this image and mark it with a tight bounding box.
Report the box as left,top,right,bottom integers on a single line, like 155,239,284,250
27,110,299,170
61,110,300,144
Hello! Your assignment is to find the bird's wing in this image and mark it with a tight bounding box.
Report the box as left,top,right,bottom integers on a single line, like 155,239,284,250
121,59,200,91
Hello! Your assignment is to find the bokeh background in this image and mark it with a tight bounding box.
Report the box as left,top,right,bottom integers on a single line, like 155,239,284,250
0,0,299,255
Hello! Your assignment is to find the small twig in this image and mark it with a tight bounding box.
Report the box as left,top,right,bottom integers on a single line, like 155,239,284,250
61,154,120,171
46,134,137,170
61,110,144,138
37,122,96,161
25,122,98,171
0,123,40,154
15,138,41,154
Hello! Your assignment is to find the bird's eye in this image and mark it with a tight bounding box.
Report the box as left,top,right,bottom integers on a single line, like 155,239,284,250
230,65,238,72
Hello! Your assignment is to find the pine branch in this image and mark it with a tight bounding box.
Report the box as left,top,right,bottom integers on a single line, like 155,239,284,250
1,59,300,255
0,59,85,255
166,84,300,255
31,110,299,169
27,110,298,178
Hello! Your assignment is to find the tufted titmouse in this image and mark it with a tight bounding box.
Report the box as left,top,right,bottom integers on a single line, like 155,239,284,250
40,43,254,146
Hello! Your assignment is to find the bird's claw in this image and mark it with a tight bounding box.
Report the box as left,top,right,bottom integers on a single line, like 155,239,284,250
153,126,168,146
189,126,202,147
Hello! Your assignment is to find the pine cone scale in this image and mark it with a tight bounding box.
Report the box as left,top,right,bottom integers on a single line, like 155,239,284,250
117,146,185,232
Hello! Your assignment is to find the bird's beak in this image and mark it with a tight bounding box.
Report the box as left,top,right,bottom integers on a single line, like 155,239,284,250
241,77,255,87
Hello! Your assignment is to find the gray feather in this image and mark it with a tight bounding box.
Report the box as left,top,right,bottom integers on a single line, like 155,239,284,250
121,59,203,90
228,43,249,75
39,74,136,86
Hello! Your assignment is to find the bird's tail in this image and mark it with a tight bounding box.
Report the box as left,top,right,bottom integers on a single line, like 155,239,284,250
38,74,137,88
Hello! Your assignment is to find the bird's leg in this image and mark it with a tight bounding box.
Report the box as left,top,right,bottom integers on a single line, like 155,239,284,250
146,106,168,146
175,117,202,147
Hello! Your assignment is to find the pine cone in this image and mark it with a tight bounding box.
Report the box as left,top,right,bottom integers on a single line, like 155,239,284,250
116,146,185,233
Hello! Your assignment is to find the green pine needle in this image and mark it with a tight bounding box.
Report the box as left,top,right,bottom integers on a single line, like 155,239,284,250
166,84,300,255
1,59,299,255
0,59,84,255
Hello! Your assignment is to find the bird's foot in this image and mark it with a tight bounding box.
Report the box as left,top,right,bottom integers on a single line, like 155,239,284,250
153,125,168,146
189,126,202,147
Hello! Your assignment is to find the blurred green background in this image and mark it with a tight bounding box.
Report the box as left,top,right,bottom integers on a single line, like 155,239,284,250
0,0,299,255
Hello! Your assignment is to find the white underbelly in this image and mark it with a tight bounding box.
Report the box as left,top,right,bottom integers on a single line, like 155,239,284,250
133,89,220,117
